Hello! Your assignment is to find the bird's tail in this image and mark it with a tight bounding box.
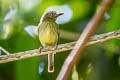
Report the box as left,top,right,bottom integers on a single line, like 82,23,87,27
48,53,54,72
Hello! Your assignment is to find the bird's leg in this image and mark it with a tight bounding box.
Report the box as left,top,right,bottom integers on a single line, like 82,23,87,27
39,46,43,53
53,44,57,50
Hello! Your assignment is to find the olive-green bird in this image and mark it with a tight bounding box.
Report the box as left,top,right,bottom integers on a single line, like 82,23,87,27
38,11,63,72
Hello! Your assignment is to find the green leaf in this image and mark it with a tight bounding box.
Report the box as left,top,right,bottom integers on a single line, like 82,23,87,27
72,65,79,80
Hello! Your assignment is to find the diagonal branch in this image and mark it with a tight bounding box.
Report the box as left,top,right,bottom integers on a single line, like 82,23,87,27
0,29,120,64
56,0,114,80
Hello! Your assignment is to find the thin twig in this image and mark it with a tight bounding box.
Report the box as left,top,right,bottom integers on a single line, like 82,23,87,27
56,0,114,80
0,47,10,55
0,29,119,64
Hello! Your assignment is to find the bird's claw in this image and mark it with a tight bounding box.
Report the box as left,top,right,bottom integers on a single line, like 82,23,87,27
39,46,43,53
52,45,57,54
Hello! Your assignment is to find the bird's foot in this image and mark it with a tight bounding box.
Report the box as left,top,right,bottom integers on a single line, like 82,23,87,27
39,46,43,53
52,46,57,54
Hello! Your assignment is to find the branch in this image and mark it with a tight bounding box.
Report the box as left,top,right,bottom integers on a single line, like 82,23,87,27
56,0,114,80
0,47,10,55
0,29,120,64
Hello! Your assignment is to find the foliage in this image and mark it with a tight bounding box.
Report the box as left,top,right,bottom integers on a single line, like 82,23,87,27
0,0,120,80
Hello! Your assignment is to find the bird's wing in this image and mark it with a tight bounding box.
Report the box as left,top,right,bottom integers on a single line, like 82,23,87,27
37,23,40,34
57,24,60,46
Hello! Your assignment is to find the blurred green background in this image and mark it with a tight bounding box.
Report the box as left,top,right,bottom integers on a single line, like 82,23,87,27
0,0,120,80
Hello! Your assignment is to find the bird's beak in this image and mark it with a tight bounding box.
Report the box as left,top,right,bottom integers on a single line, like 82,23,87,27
55,13,64,17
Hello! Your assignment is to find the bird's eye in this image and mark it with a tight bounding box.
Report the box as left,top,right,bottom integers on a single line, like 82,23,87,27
54,13,55,15
51,13,53,17
48,13,51,17
53,12,56,15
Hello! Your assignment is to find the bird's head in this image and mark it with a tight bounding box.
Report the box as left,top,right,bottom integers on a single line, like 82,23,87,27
41,11,64,22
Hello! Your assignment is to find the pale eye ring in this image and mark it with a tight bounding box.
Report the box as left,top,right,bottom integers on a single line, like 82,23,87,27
53,12,56,15
51,13,53,16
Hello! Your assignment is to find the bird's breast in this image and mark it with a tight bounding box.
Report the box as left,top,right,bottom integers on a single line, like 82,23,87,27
38,22,58,46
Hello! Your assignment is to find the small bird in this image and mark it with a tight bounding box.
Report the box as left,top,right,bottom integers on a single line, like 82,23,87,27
38,11,63,72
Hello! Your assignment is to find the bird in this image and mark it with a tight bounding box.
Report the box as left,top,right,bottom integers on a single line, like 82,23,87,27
37,11,64,72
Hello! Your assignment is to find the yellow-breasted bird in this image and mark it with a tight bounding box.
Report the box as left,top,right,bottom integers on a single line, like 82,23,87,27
38,11,63,72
